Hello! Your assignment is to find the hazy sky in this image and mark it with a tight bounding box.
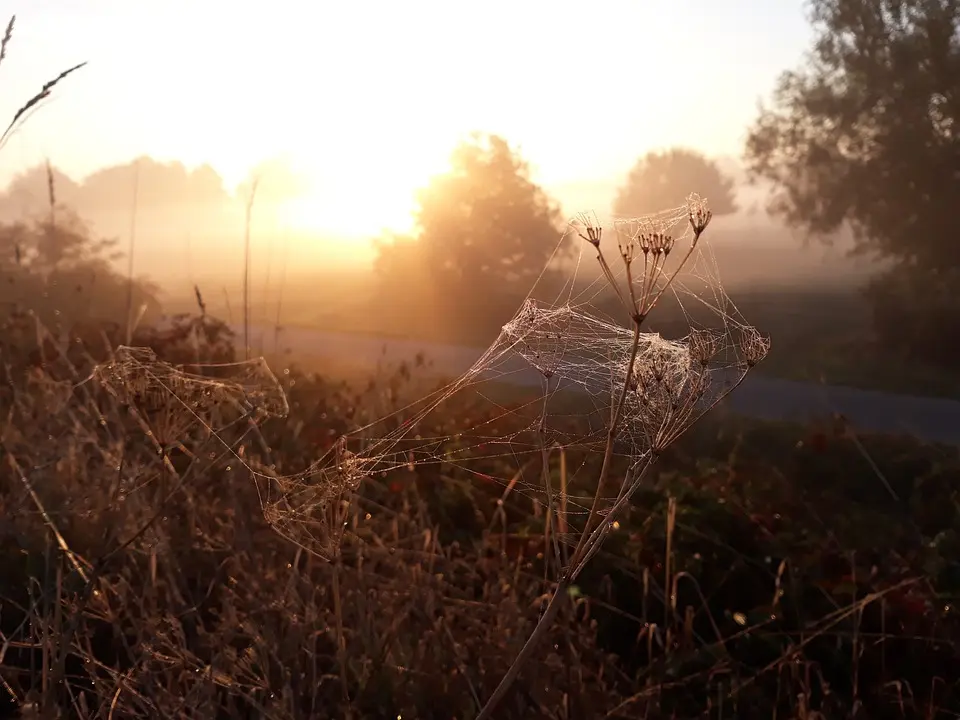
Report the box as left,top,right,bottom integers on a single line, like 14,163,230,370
2,0,813,239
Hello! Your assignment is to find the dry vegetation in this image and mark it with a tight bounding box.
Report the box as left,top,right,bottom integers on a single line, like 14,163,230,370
2,308,960,719
2,205,960,719
2,18,960,720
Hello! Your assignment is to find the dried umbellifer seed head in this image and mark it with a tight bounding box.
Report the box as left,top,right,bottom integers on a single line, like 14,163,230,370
739,326,771,367
687,193,712,239
688,329,723,365
573,212,603,247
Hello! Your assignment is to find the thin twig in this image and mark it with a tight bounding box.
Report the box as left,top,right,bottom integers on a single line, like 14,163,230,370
243,177,260,361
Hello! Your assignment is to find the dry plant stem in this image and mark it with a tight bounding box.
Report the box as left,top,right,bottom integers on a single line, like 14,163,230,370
625,258,640,316
640,253,658,309
261,235,274,357
0,61,86,151
222,286,234,325
646,240,698,315
596,248,631,316
571,458,655,579
558,446,569,541
124,159,141,346
273,231,289,356
474,572,572,720
568,319,642,568
439,618,482,711
538,383,563,567
479,220,711,717
477,322,644,720
242,178,259,361
588,368,753,549
665,496,677,638
331,556,352,713
50,441,228,694
6,453,89,583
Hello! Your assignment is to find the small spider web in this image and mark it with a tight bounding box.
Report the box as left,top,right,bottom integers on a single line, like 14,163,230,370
94,346,288,442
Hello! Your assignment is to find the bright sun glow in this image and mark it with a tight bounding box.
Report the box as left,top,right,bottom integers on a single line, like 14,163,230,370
278,181,416,240
277,133,460,243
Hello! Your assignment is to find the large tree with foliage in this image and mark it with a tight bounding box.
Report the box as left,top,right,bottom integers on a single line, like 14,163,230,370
614,148,737,218
416,133,565,291
744,0,960,366
375,134,566,340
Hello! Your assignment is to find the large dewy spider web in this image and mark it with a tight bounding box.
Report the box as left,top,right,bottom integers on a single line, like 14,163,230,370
91,194,769,561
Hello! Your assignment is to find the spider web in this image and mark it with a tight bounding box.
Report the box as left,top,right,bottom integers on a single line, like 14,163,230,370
91,194,769,561
94,346,288,441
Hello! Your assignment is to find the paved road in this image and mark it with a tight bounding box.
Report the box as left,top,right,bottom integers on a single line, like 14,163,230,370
241,324,960,446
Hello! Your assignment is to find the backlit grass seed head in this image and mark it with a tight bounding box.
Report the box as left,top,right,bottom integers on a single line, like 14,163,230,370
0,16,14,67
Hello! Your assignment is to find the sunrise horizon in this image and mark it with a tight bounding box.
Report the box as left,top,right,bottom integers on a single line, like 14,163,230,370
0,0,813,259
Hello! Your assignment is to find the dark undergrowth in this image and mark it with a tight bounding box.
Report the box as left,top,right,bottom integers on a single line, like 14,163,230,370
0,309,959,719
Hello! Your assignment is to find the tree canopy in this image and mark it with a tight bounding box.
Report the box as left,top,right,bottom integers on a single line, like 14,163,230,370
0,159,233,221
0,206,160,333
374,134,567,342
745,0,960,266
416,133,565,292
613,148,737,218
743,0,960,365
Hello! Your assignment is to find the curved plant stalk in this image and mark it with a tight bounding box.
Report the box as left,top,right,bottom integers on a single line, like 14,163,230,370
476,196,763,719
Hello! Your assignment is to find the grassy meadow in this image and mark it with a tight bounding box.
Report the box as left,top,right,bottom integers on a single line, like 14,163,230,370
2,306,960,719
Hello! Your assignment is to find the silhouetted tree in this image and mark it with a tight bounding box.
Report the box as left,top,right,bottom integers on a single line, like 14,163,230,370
87,158,229,210
415,133,565,293
0,158,231,217
744,0,960,366
613,149,737,218
0,159,247,279
0,165,82,220
0,207,160,333
375,134,566,341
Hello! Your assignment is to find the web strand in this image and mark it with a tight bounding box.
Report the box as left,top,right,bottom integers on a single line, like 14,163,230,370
91,196,769,561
